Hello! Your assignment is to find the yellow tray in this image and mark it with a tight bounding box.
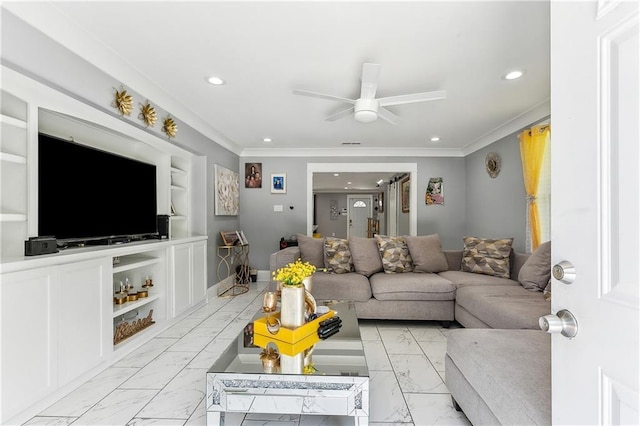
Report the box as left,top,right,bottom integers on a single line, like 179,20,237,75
253,332,319,356
253,310,334,343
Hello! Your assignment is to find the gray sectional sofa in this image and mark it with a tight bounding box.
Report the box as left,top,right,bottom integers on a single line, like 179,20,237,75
269,234,552,425
268,236,550,328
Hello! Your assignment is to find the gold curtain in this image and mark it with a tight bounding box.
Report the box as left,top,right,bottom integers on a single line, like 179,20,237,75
519,124,550,250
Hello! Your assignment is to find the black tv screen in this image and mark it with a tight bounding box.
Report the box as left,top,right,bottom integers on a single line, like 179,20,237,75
38,133,157,243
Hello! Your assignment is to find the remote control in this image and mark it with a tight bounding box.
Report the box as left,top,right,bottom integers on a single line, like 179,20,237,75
319,316,341,328
319,326,341,340
318,322,342,338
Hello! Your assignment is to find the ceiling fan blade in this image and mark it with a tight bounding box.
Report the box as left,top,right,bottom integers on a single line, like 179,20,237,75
378,90,447,107
326,106,355,122
377,107,399,125
360,63,381,100
292,89,356,104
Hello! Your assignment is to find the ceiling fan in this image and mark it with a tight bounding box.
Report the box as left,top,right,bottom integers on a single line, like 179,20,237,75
293,63,446,125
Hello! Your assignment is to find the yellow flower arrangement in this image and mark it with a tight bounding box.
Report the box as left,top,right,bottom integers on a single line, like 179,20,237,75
273,258,316,287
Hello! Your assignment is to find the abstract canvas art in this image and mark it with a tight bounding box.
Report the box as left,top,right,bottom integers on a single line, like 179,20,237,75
215,164,239,215
426,177,444,205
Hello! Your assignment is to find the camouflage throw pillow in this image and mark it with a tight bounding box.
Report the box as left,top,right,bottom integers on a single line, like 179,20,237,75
324,237,353,274
461,236,514,278
375,235,413,273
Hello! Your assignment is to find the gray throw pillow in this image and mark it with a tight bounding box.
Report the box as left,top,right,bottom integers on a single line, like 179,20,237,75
404,234,449,273
297,233,325,268
349,236,383,276
518,241,551,291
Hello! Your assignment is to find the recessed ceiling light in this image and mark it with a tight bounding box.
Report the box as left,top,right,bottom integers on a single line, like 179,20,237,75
504,70,524,80
334,173,340,177
262,137,272,143
376,179,384,185
344,186,348,190
347,181,352,185
207,76,226,85
430,136,441,142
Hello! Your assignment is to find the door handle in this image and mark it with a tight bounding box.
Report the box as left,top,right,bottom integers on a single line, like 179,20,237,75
539,309,578,338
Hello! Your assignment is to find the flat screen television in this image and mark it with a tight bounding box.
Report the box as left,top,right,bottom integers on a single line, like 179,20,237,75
38,133,158,244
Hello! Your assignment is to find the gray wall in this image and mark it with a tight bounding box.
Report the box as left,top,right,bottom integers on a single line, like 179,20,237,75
239,156,468,269
464,129,531,253
315,193,348,238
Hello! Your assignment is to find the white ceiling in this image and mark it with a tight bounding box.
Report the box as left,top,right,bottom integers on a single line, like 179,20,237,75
4,1,551,160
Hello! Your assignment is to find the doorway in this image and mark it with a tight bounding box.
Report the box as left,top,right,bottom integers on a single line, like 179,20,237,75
307,163,418,236
347,194,372,238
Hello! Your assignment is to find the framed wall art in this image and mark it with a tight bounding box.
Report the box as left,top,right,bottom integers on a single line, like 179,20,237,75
426,177,444,205
245,162,262,188
271,173,287,194
220,231,239,246
401,177,410,213
214,164,239,216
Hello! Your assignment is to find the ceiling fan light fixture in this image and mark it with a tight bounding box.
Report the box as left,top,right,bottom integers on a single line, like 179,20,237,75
354,98,379,123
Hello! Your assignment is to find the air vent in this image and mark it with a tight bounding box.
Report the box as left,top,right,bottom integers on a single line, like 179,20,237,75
341,141,361,146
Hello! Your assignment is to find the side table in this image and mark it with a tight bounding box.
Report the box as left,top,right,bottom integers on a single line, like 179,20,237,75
217,244,250,297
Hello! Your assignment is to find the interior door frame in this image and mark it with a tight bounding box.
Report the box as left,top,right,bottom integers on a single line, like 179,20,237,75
307,163,418,236
346,194,373,238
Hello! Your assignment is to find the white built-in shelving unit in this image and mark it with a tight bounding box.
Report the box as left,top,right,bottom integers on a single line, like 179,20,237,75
0,66,208,425
170,156,189,238
1,91,29,257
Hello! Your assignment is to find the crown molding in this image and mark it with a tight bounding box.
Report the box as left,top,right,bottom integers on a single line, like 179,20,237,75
240,146,465,158
461,99,551,156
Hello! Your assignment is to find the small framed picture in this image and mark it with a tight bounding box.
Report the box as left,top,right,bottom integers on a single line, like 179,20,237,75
401,177,410,213
271,173,287,194
220,231,240,246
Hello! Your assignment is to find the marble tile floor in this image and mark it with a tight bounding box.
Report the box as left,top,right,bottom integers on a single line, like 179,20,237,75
23,282,470,426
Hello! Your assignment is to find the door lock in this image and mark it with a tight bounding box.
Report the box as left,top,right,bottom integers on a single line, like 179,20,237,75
552,261,576,284
539,309,578,338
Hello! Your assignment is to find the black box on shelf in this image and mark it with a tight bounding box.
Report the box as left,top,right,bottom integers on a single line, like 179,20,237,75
25,236,58,256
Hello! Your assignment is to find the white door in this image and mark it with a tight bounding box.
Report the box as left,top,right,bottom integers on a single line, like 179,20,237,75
347,195,372,238
551,1,638,424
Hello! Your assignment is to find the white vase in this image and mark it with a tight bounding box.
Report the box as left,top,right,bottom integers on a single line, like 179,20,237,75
302,276,313,292
280,285,305,329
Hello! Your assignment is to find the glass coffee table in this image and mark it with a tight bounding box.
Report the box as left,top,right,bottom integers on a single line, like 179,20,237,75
206,301,370,425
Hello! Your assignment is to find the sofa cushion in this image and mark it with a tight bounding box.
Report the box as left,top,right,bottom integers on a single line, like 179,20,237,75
324,237,353,274
297,233,325,269
310,271,372,302
518,241,551,291
375,235,413,273
446,329,550,425
455,285,550,329
404,234,448,273
369,272,456,301
349,236,383,276
438,270,519,288
461,236,514,278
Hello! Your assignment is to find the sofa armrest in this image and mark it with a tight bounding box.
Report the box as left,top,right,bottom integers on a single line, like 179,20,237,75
269,246,301,287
